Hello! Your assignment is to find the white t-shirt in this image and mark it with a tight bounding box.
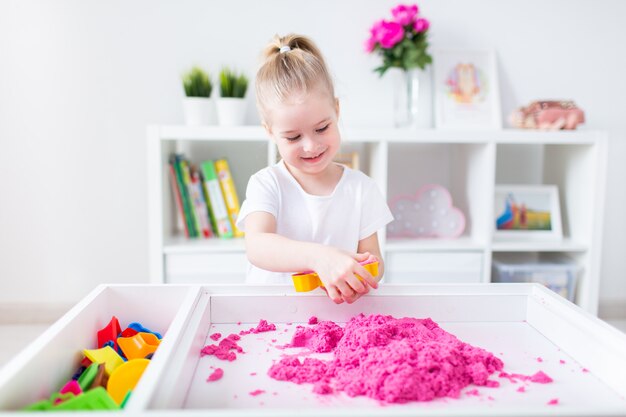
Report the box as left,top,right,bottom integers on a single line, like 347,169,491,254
236,160,394,284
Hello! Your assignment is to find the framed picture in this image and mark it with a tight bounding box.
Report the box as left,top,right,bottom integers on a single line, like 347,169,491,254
433,49,502,130
494,185,563,241
334,151,360,170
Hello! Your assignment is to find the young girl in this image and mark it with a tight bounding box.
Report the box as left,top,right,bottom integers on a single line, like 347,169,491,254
236,34,393,304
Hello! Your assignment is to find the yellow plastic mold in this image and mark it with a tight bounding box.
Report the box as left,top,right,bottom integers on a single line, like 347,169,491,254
292,261,379,292
82,346,124,376
107,358,150,405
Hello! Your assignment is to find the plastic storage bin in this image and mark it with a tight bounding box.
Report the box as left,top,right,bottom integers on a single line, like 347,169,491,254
492,253,580,302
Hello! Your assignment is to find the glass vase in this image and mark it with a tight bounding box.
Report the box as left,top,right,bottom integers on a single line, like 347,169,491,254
393,67,432,128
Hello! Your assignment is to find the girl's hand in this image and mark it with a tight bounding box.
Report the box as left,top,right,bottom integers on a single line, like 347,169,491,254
313,248,379,304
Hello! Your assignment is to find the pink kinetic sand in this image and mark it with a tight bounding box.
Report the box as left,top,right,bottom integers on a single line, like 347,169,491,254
498,370,553,384
530,371,553,384
201,333,244,362
249,389,265,396
201,321,277,365
239,319,277,336
547,398,559,405
268,314,504,403
207,368,224,382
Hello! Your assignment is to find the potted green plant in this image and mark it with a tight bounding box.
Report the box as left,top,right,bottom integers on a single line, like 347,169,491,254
216,67,248,126
181,66,215,126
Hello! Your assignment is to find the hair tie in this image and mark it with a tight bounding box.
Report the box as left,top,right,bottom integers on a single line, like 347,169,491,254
279,45,291,54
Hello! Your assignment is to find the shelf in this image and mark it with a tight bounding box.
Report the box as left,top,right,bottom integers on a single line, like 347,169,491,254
385,237,486,252
493,129,603,145
152,125,604,145
148,124,607,314
163,236,246,254
157,125,267,141
334,127,602,144
491,238,588,252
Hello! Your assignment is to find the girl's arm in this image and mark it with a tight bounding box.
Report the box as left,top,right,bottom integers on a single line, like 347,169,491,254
244,211,378,303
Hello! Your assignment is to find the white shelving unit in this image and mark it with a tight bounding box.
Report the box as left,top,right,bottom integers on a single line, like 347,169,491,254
147,126,608,314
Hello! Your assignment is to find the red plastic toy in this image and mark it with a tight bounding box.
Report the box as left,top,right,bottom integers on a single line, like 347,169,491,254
97,316,121,351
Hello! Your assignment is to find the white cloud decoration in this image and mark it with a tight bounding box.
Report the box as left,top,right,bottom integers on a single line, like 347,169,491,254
387,184,466,238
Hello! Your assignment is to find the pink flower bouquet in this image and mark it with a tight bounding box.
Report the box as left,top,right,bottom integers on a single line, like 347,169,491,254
365,3,432,76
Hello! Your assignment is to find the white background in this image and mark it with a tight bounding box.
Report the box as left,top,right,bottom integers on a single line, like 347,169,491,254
0,0,624,311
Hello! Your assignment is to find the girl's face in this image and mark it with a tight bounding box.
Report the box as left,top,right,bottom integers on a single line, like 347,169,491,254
265,88,340,176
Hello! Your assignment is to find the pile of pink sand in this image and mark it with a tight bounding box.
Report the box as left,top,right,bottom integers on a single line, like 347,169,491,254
201,319,278,362
269,314,504,403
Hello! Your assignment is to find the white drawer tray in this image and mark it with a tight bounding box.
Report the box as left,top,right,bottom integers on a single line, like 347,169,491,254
0,284,625,416
385,252,483,283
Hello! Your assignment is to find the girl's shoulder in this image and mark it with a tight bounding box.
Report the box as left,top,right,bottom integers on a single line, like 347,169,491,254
248,161,286,189
341,165,376,185
252,161,281,179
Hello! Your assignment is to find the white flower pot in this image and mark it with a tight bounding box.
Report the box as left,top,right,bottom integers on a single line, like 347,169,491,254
182,97,216,126
216,97,247,126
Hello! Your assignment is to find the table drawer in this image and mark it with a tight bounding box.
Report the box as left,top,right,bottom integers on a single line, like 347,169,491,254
1,284,625,413
165,253,247,284
385,251,483,283
0,285,199,410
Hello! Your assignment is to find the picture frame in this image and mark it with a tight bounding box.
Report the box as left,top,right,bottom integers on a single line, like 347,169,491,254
334,151,360,170
493,185,563,241
433,49,502,130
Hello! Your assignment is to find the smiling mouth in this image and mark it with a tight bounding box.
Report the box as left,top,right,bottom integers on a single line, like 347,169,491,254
301,150,326,162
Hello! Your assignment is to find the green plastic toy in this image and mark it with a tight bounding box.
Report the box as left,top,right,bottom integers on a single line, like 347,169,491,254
23,399,53,411
22,387,118,411
77,362,100,391
53,387,119,410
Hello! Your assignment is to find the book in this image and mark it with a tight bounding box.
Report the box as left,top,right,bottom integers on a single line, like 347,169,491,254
180,158,202,238
201,161,233,238
199,170,218,236
215,159,244,237
173,154,197,237
189,166,214,238
167,156,188,238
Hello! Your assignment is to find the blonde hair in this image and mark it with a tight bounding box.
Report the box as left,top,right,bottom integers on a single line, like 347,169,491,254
255,34,335,124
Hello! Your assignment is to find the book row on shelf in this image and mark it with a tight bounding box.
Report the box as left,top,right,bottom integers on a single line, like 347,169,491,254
168,154,243,239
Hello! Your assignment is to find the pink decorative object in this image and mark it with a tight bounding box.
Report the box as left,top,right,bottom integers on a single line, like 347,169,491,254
509,100,585,130
387,184,465,238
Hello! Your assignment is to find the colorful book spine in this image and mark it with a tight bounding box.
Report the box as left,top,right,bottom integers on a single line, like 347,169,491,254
180,158,201,238
190,167,214,238
215,159,244,237
173,154,197,237
167,157,188,238
201,161,233,238
200,171,218,236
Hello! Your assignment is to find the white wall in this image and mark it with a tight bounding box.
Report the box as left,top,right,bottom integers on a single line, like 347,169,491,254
1,0,625,308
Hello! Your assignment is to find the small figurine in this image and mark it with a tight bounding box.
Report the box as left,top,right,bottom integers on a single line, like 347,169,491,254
510,100,585,130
